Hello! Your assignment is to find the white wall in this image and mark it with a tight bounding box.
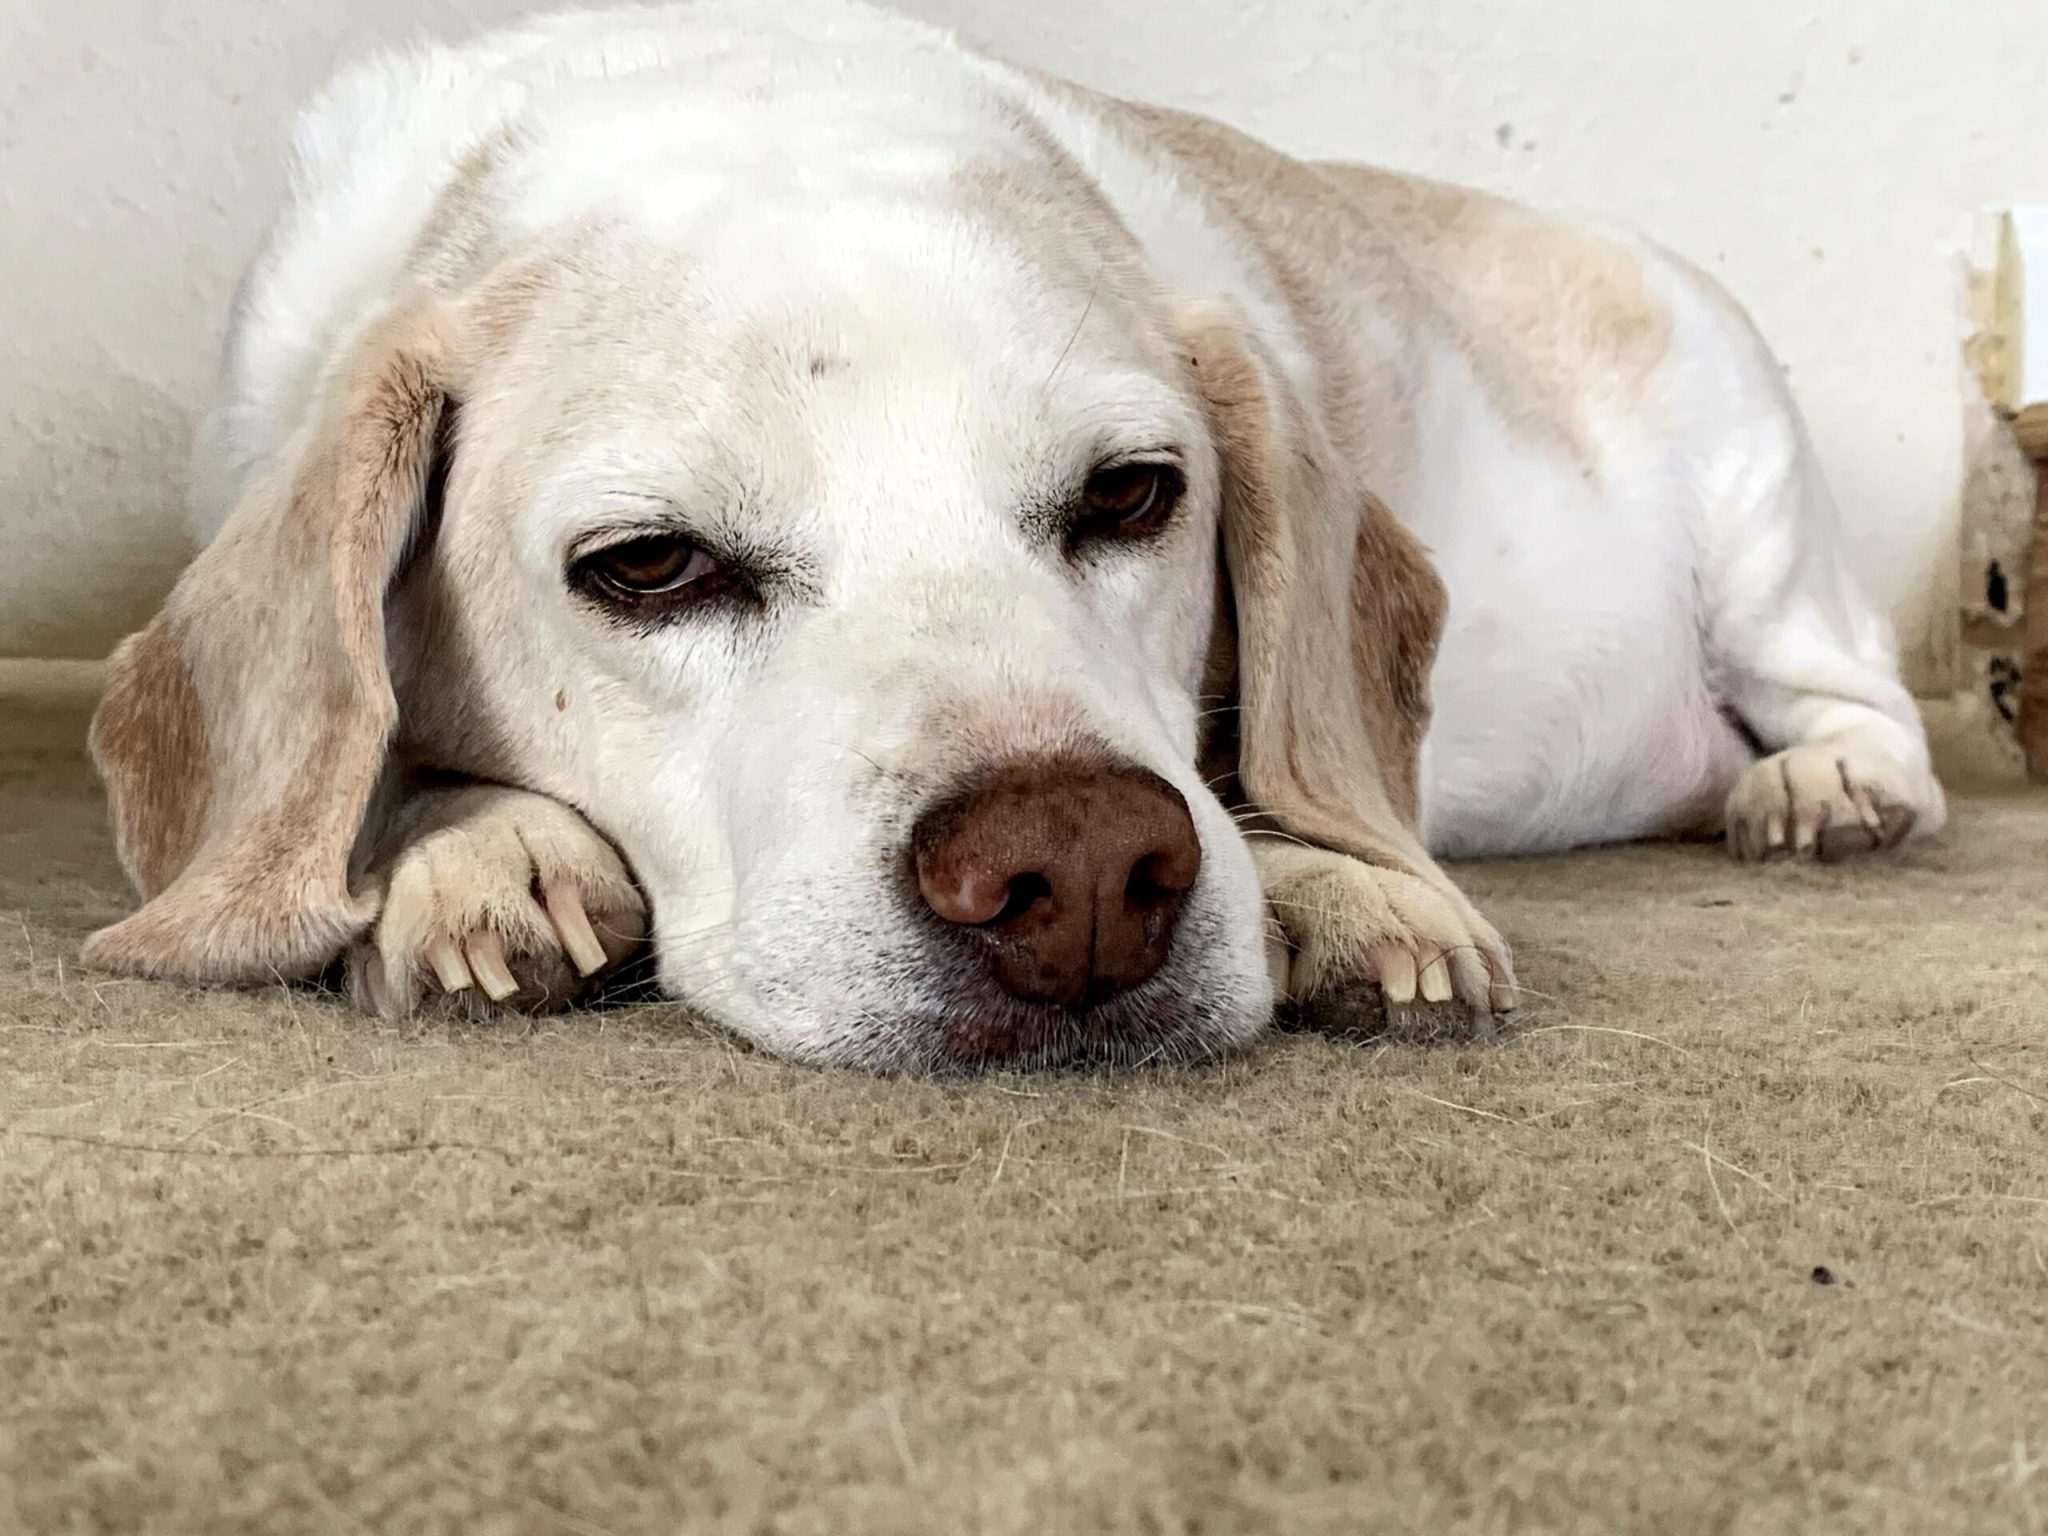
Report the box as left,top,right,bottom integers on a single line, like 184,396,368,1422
6,0,2045,681
2,0,523,656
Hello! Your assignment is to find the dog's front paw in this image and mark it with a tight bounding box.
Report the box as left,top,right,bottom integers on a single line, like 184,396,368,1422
346,787,647,1019
1249,838,1515,1040
1725,739,1927,863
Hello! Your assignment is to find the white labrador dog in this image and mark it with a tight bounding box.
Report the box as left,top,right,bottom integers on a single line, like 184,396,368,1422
83,0,1945,1069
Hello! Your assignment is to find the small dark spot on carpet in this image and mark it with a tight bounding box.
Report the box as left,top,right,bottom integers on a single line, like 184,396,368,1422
1810,1265,1836,1286
1987,559,2009,614
555,689,568,712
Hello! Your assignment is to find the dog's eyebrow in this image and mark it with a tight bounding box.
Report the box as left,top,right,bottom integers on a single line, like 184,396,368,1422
563,498,698,561
599,489,689,510
1105,444,1186,466
565,482,752,545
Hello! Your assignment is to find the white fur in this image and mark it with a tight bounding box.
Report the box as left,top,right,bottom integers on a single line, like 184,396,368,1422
1401,239,1941,855
184,0,1942,1062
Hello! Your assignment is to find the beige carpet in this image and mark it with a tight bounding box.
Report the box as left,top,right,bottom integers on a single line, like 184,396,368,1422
4,665,2046,1535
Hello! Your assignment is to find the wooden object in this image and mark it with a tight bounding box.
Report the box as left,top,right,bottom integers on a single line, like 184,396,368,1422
2023,468,2048,778
2016,402,2048,461
1984,210,2048,777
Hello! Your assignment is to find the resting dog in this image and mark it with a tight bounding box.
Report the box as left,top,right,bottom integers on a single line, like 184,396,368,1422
83,1,1946,1068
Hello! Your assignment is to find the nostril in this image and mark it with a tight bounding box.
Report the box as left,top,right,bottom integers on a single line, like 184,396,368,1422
992,871,1054,926
1125,854,1176,911
1127,839,1201,907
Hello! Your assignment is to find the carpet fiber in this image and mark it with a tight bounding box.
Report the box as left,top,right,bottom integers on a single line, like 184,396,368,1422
4,666,2046,1535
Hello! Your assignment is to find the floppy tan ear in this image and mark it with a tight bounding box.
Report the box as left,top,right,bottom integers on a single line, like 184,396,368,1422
1182,303,1446,878
82,300,459,983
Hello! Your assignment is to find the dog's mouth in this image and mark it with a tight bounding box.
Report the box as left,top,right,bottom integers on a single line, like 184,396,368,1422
638,817,1270,1072
925,988,1253,1073
863,907,1268,1074
654,920,1267,1075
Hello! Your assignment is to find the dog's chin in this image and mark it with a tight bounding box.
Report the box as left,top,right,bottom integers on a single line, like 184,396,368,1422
684,980,1269,1075
931,978,1269,1073
675,956,1271,1075
657,888,1275,1073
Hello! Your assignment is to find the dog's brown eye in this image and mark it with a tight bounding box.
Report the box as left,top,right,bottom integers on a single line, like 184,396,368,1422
575,534,721,603
1077,462,1180,541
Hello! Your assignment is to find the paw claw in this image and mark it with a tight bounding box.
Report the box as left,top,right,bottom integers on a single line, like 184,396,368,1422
1374,946,1419,1005
544,880,610,977
1449,948,1493,1009
363,954,397,1018
464,932,520,1002
1792,808,1823,854
425,936,474,994
1848,784,1888,842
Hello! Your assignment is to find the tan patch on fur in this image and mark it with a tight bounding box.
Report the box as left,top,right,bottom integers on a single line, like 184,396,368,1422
1182,305,1444,878
88,624,211,895
949,102,1225,394
947,145,1152,313
1317,162,1673,448
1095,95,1374,430
1062,85,1671,479
406,130,524,292
1348,492,1448,829
1185,301,1510,1005
84,302,458,983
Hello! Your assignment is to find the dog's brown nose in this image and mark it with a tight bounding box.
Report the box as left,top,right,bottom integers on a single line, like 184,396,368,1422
912,758,1201,1007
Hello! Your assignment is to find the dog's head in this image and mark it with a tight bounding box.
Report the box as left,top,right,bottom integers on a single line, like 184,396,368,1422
83,90,1446,1069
